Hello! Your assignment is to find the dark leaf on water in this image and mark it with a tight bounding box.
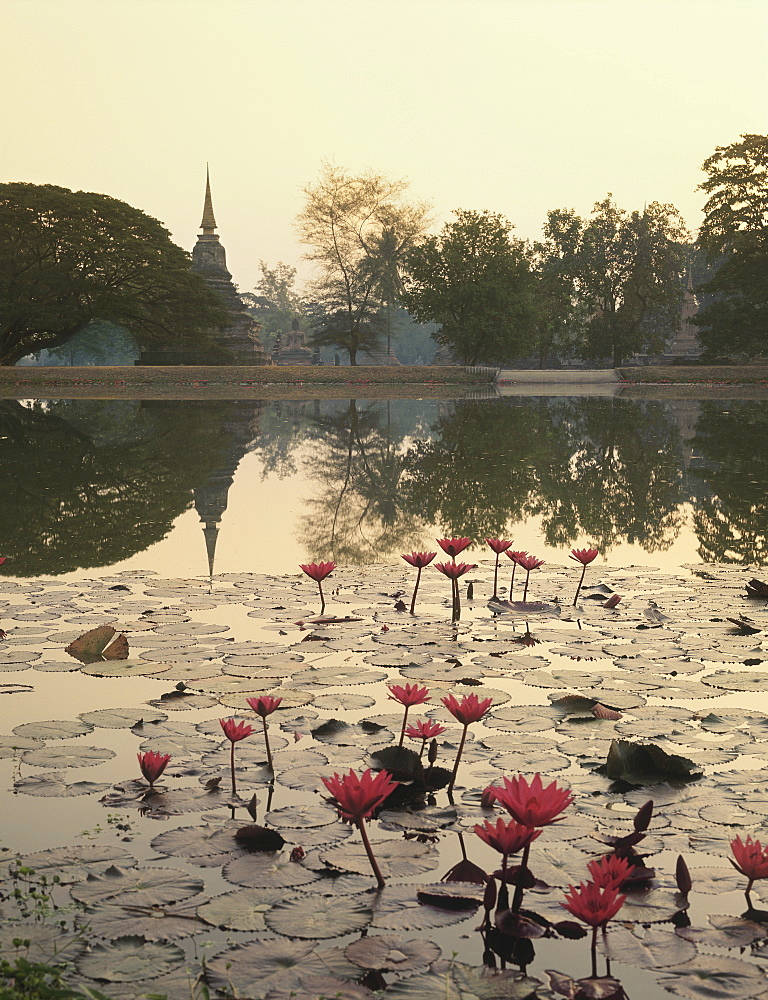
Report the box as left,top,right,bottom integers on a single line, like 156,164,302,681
599,740,702,786
234,824,286,852
495,909,548,938
264,894,372,939
75,936,185,982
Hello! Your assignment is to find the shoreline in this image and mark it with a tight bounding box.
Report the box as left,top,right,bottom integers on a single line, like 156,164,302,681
1,363,766,401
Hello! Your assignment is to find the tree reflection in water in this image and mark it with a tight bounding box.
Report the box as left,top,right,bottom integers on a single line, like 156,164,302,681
1,394,766,575
0,398,262,576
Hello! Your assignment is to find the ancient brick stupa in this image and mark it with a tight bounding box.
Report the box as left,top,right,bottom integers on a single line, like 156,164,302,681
139,169,264,365
190,170,264,363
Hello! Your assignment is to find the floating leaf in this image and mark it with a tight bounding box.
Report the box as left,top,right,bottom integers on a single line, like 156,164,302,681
196,887,284,931
657,955,768,999
600,924,696,969
22,744,115,768
71,866,204,907
65,625,129,663
321,839,438,880
345,934,441,971
600,740,702,786
76,936,185,982
265,894,372,939
17,844,137,883
382,962,542,999
15,771,111,797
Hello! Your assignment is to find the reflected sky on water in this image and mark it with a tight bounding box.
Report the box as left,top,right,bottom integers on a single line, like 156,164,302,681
1,393,766,579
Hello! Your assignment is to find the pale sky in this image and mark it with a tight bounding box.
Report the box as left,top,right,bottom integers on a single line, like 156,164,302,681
4,0,766,292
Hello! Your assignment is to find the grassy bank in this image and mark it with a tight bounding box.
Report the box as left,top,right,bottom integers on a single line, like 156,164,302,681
618,364,768,385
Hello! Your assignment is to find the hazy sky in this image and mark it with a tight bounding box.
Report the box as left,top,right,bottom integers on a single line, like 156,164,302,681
4,0,766,291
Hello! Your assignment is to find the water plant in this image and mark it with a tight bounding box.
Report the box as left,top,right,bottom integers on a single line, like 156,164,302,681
401,550,436,613
485,538,512,599
442,692,493,798
219,718,254,795
246,695,283,772
136,750,170,791
387,683,430,747
570,546,599,605
299,560,336,614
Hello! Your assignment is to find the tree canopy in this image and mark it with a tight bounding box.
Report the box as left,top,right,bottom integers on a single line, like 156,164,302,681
543,197,689,366
694,134,768,358
0,183,228,365
296,164,429,364
402,209,537,365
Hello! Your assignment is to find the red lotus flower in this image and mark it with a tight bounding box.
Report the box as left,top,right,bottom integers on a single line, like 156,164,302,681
442,692,493,724
405,718,446,742
485,538,513,554
434,561,475,580
300,561,336,613
300,561,336,581
137,750,170,789
486,539,513,598
435,562,476,622
220,718,254,795
505,549,528,599
474,817,541,858
730,835,768,885
570,547,599,605
436,537,472,558
570,547,599,566
514,553,544,601
0,557,6,566
402,551,436,569
246,696,283,773
322,767,398,823
442,693,493,798
516,553,544,572
561,881,626,927
401,552,436,614
219,718,254,742
390,684,431,747
246,695,283,717
587,854,634,890
492,773,573,827
321,768,399,889
388,683,430,707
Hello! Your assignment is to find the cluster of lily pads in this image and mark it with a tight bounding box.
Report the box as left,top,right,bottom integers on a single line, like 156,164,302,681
1,559,768,999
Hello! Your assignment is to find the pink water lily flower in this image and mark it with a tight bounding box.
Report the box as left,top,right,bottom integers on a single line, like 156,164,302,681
299,561,336,614
247,696,283,773
570,547,599,605
389,683,431,746
401,551,437,613
137,750,170,789
486,538,512,597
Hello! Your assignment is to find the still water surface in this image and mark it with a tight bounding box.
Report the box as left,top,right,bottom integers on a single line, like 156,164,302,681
2,392,766,580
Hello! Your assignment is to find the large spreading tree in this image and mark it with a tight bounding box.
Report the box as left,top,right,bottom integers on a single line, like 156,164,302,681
694,133,768,358
544,197,689,366
296,164,429,364
401,209,537,365
0,183,228,365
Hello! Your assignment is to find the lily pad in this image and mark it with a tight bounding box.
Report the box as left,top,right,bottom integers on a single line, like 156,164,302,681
321,839,439,880
382,962,542,999
70,865,204,907
264,894,372,939
197,887,284,931
76,936,185,982
345,934,441,971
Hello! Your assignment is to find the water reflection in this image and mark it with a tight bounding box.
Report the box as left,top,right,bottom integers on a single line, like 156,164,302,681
1,395,766,575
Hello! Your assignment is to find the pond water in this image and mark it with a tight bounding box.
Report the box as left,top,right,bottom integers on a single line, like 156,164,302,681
2,391,767,581
1,390,768,999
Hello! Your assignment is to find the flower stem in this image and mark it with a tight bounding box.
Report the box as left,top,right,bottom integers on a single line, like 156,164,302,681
573,564,587,606
262,719,274,772
590,925,599,978
398,706,409,748
318,580,325,615
229,742,237,796
410,566,422,614
447,724,468,799
492,554,500,599
509,563,516,599
511,842,531,912
523,569,531,602
356,816,386,889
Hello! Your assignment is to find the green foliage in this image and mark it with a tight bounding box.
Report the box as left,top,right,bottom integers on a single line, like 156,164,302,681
19,321,139,367
241,261,307,356
0,183,228,366
0,398,245,575
543,196,689,365
0,957,112,1000
695,134,768,358
297,164,429,364
402,209,538,365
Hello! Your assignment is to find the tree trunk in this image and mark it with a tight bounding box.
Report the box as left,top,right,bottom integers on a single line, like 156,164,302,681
349,349,357,366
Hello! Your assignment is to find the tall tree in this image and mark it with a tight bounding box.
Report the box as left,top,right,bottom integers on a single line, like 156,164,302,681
296,164,429,364
694,133,768,358
402,209,537,365
544,196,689,366
0,183,228,365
